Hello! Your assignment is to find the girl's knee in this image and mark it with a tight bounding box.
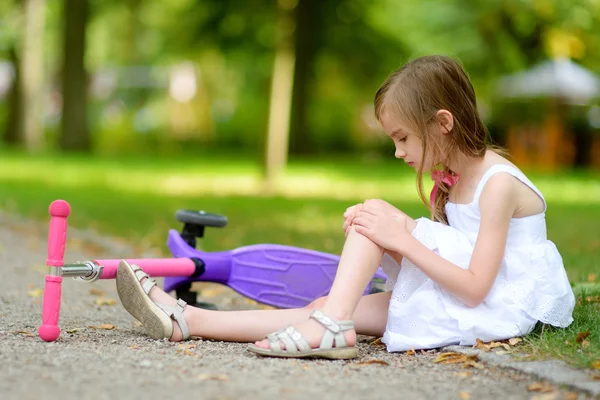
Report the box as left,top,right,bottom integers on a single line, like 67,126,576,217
306,296,327,309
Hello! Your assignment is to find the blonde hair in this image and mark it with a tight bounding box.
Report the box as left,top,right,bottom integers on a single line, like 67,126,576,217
374,55,500,224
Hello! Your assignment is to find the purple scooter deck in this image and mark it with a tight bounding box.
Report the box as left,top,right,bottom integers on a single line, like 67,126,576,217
164,230,387,309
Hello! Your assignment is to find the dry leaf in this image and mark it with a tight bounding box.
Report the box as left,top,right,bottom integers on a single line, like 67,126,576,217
592,360,600,370
11,330,34,337
592,375,600,381
370,337,385,347
458,391,470,400
587,273,597,282
88,324,115,330
65,328,84,334
530,393,558,400
563,392,578,400
182,350,195,356
581,340,590,348
197,374,228,381
353,360,390,367
405,348,416,356
576,331,590,344
27,288,43,298
95,298,117,306
89,288,106,296
462,360,484,369
508,337,522,346
129,345,140,350
526,382,555,393
434,352,478,364
454,371,472,378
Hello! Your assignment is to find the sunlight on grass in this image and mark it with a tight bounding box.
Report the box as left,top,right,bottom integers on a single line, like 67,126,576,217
2,153,599,204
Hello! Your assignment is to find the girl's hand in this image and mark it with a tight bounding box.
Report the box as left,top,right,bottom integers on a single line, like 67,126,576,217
352,199,411,251
343,203,363,237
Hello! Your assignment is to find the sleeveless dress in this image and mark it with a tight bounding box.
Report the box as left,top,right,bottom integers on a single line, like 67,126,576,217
381,164,575,352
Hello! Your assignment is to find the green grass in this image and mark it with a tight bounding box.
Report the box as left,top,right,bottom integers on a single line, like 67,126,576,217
1,149,598,368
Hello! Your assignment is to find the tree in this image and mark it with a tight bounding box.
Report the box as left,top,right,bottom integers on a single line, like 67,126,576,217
19,0,46,151
59,0,90,151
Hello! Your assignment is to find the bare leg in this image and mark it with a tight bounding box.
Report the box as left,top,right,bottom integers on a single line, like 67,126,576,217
144,283,390,342
138,225,401,346
253,227,384,348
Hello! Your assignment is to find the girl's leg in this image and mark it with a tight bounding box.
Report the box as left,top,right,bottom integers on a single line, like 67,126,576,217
143,227,390,344
254,226,386,348
145,289,391,342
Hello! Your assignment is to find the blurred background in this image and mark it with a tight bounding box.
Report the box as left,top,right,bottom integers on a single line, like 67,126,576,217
0,0,598,276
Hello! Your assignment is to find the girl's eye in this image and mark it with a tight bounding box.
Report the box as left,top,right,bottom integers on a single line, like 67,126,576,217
397,137,407,143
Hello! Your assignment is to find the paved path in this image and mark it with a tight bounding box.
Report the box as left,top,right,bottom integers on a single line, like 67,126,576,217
0,211,597,400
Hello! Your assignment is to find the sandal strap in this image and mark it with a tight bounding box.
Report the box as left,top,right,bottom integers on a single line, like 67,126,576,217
131,265,157,295
310,310,354,349
268,326,311,354
157,299,190,340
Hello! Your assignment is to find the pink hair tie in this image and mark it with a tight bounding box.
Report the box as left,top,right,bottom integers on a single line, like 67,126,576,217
430,170,459,207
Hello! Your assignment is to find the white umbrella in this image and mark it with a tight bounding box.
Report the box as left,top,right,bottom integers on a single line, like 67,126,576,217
496,58,600,105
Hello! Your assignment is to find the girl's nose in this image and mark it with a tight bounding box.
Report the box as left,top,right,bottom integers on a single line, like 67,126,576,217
395,148,406,159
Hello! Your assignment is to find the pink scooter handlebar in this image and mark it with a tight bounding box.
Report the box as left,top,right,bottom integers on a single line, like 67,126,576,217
39,200,71,342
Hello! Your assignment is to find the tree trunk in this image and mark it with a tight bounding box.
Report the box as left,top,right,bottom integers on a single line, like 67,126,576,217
4,46,22,145
263,1,296,193
288,0,321,155
59,0,90,151
19,0,46,151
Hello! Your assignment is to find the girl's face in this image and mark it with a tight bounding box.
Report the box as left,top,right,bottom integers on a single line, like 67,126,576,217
380,111,430,170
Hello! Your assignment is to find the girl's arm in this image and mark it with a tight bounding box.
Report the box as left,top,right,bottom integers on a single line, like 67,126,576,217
392,173,519,307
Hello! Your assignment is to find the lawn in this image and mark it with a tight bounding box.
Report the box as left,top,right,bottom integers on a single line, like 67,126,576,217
1,149,598,368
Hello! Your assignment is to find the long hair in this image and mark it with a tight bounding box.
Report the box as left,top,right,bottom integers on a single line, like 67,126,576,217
374,55,499,224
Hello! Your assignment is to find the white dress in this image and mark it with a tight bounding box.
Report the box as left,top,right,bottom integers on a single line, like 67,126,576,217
381,164,575,352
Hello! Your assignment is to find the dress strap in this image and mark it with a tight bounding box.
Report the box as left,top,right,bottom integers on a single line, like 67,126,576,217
472,165,546,212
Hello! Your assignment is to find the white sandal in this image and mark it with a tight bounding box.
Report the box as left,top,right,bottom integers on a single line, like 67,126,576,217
116,260,190,341
248,310,358,359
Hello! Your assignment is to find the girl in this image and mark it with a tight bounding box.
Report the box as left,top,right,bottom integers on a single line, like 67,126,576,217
116,55,575,359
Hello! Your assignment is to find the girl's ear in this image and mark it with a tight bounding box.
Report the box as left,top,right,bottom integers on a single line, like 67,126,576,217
436,110,454,135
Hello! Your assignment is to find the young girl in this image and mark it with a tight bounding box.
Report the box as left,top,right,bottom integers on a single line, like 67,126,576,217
116,55,575,359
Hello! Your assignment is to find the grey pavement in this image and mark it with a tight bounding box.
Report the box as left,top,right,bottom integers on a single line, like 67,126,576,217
1,210,598,400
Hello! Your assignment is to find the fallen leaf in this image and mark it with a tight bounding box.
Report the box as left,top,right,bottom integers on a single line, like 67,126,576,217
563,392,578,400
592,375,600,381
129,345,140,350
95,298,116,306
508,338,522,346
89,288,106,296
405,348,416,356
530,393,558,400
588,273,597,282
526,382,555,393
353,360,390,367
592,360,600,370
581,340,590,348
434,352,478,364
370,337,385,347
454,371,472,378
88,324,115,330
27,288,43,298
576,331,590,344
182,350,196,356
65,328,84,334
11,330,34,337
462,360,484,369
197,374,228,381
458,391,470,400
